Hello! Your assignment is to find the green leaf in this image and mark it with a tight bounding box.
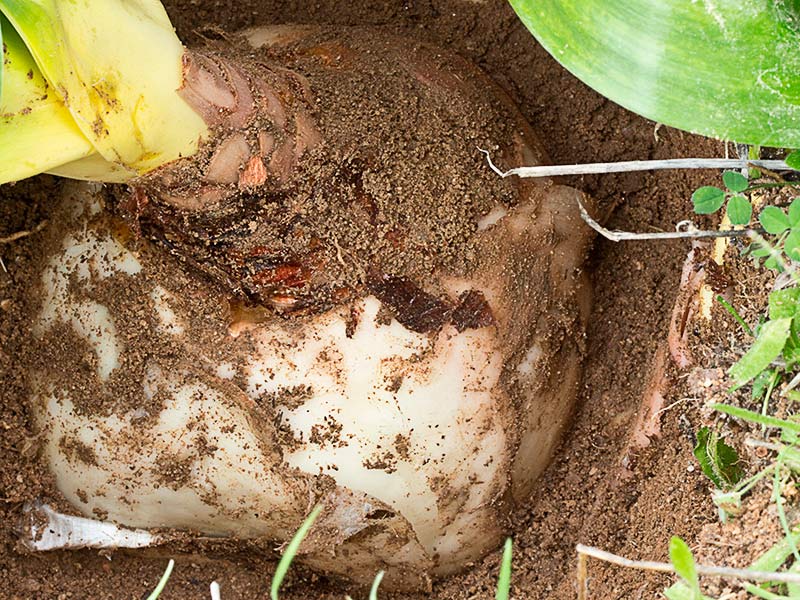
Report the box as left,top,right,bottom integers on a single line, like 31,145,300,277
711,403,800,433
782,445,800,469
786,150,800,171
496,538,513,600
146,560,175,600
760,206,791,235
752,368,777,399
692,186,726,214
271,505,322,600
694,427,722,488
723,171,749,193
749,530,800,572
729,317,792,386
727,195,753,225
769,288,800,319
789,198,800,226
509,0,800,148
749,244,772,259
664,582,696,600
693,427,744,489
785,230,800,261
781,425,800,444
669,537,701,599
764,256,782,271
785,561,800,598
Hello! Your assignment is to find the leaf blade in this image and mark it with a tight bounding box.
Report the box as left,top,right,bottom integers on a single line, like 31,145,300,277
729,317,792,386
723,171,749,193
692,186,726,214
495,538,513,600
509,0,800,148
760,206,791,234
669,536,701,599
271,505,322,600
727,195,752,225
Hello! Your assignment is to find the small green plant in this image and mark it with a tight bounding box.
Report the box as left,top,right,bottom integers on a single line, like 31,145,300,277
664,160,800,598
722,285,800,393
496,538,513,600
692,171,750,223
146,559,175,600
693,427,743,490
690,156,800,271
664,536,710,600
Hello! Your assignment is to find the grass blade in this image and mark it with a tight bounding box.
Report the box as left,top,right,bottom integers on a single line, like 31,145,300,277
369,571,385,600
750,530,800,572
145,559,175,600
710,404,800,433
495,538,513,600
271,505,322,600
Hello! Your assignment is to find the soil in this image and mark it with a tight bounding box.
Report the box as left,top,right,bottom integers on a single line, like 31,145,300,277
0,0,751,598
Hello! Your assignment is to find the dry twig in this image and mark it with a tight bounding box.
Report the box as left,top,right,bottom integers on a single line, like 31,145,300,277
577,544,800,584
576,198,757,242
479,150,790,179
0,220,48,244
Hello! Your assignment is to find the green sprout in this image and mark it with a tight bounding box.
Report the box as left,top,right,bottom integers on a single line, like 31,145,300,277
664,537,708,600
271,505,323,600
496,538,513,600
146,559,175,600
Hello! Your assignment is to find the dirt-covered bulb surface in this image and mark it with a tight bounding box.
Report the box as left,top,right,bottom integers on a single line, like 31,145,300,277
23,26,593,590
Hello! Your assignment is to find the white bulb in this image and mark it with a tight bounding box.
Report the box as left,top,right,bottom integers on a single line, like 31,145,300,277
27,177,592,589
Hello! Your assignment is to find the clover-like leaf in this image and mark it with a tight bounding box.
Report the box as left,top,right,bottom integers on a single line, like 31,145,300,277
692,186,725,214
760,206,791,235
726,195,752,225
786,230,800,261
786,150,800,171
723,171,748,193
788,198,800,227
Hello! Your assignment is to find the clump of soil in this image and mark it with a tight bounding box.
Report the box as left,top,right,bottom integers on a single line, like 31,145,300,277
0,0,739,598
125,27,531,319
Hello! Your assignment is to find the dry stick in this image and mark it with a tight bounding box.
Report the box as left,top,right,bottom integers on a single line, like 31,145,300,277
478,150,791,179
576,197,758,243
0,220,48,244
576,544,800,585
478,149,781,243
576,552,588,600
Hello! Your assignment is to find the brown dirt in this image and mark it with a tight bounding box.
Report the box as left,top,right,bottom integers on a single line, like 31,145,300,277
0,0,744,598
